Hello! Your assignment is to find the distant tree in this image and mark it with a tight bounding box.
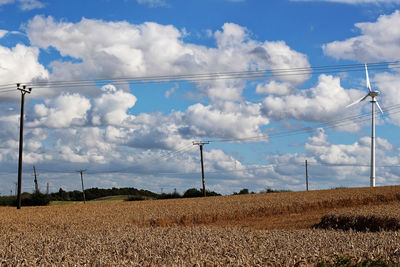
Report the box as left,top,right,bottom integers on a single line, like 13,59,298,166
157,192,182,199
21,192,50,206
183,188,203,198
183,188,221,198
260,187,291,194
48,187,158,202
239,188,249,195
0,192,50,207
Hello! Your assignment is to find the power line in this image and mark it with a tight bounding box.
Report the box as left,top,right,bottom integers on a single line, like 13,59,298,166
209,103,400,144
5,105,400,177
2,161,400,183
0,61,399,93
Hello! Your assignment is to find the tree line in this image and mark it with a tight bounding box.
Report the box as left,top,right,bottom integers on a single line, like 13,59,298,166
0,186,288,207
0,187,222,206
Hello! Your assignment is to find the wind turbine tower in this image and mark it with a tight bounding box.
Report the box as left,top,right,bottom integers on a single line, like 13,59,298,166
347,64,383,187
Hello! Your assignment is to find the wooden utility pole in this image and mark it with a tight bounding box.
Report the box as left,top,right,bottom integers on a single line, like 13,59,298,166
33,165,39,193
16,84,32,209
78,170,86,203
193,141,209,197
305,160,309,191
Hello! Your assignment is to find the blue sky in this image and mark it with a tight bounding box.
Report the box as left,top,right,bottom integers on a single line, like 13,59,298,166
1,0,400,195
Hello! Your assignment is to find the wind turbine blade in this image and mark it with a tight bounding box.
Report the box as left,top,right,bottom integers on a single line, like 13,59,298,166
375,101,384,114
346,94,369,108
365,64,372,92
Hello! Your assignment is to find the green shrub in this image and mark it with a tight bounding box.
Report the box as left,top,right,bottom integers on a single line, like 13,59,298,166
0,193,50,207
0,196,16,206
21,192,50,206
125,195,148,201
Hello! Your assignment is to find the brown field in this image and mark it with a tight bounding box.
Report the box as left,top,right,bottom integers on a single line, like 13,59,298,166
0,186,400,266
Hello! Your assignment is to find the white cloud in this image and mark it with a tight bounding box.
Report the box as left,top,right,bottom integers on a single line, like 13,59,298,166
0,30,7,38
0,0,44,10
180,101,269,140
0,0,14,6
19,0,44,10
0,44,49,100
29,93,91,128
261,74,361,126
265,128,399,189
136,0,168,7
256,81,295,95
28,85,139,128
305,128,369,164
54,127,114,164
374,70,400,125
25,16,310,102
165,84,178,98
92,84,137,126
323,10,400,61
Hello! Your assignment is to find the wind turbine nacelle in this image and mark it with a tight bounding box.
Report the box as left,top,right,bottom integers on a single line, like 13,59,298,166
369,91,379,97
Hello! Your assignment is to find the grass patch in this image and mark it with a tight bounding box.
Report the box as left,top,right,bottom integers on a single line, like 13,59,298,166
93,195,130,202
125,195,153,201
50,201,84,206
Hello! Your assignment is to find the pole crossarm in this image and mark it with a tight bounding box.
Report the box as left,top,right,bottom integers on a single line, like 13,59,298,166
17,84,32,94
192,141,210,146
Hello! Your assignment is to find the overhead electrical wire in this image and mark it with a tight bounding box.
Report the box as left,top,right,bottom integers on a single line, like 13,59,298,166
0,61,399,92
0,89,18,94
26,108,400,176
29,143,197,175
209,103,400,143
6,103,400,176
1,61,400,179
16,161,400,179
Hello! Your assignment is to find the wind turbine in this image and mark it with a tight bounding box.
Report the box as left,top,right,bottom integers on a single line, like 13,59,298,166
347,64,383,187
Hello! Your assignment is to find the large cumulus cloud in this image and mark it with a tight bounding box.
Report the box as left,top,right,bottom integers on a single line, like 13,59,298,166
261,74,362,126
0,44,48,100
24,16,310,102
323,11,400,61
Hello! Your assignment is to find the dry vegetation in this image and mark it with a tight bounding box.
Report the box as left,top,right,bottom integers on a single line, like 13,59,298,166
0,186,399,265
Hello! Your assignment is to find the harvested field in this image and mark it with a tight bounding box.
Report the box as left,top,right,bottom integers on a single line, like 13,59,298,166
0,186,399,265
1,226,399,266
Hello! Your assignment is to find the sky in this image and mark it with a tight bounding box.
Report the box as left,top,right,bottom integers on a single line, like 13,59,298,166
1,0,400,195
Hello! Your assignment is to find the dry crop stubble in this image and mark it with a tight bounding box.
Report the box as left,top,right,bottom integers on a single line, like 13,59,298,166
0,186,399,265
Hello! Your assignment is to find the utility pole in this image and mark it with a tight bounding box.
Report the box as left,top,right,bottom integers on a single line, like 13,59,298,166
33,165,39,193
78,170,86,203
305,160,309,191
16,84,32,209
46,182,49,195
193,141,209,197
